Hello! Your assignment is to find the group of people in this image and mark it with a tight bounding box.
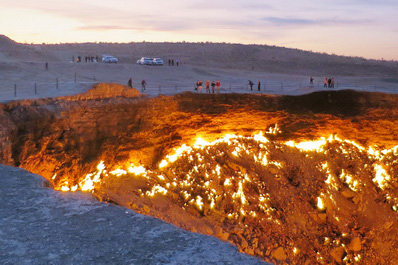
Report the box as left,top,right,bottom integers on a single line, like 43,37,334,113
72,56,98,63
324,77,335,88
127,78,147,91
309,76,336,88
168,59,180,66
248,80,261,91
195,80,221,93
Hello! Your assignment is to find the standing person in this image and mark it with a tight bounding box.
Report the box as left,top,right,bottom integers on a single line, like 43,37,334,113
310,76,314,85
258,80,261,91
198,80,203,92
172,59,174,66
331,77,335,88
127,78,133,88
45,62,48,71
211,81,216,93
176,59,179,66
248,80,254,91
206,80,210,93
168,59,171,66
216,80,221,93
328,78,332,88
141,79,147,91
324,77,328,88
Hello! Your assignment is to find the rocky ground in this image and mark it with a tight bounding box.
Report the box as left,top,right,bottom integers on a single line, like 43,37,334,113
0,164,266,265
1,85,397,264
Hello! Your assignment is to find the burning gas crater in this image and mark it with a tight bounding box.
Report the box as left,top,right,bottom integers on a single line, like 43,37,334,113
54,125,398,264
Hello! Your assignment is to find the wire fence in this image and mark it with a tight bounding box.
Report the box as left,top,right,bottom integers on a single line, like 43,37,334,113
1,74,397,102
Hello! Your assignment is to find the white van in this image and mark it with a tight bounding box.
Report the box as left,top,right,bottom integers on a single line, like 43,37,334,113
152,58,164,66
102,55,118,63
137,57,154,65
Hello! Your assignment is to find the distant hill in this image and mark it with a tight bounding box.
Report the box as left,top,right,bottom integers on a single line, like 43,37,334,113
2,35,398,77
40,42,398,77
0,35,21,51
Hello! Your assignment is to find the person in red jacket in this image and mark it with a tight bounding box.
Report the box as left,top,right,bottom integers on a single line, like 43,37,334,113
216,80,221,93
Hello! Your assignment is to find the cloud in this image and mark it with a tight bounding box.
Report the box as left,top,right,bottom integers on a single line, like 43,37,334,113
261,16,372,27
76,16,198,32
77,25,138,31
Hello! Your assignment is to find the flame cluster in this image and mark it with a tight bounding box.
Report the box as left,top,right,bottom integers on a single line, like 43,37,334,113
51,124,398,263
56,127,398,217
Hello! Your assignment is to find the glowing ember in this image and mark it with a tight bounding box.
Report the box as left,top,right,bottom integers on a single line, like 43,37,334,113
317,196,325,210
373,164,391,190
127,164,147,175
79,161,106,192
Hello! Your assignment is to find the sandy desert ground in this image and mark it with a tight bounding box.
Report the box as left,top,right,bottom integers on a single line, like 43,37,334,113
1,34,398,102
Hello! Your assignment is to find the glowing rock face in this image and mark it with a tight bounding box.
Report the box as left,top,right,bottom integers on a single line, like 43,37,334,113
57,130,398,217
52,126,398,264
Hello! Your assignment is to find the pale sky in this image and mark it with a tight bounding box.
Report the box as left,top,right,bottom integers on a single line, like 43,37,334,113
1,0,397,60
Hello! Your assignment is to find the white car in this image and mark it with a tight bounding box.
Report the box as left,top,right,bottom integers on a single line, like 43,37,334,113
102,55,118,63
152,58,164,66
137,57,154,65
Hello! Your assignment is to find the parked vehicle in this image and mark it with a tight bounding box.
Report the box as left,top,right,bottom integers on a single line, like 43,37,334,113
102,55,118,63
137,57,154,65
152,58,164,66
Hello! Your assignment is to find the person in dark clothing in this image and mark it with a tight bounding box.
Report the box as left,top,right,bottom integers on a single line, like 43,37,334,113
127,78,133,88
258,80,261,91
310,77,314,85
211,81,216,93
141,79,147,91
172,59,174,66
248,80,254,91
328,78,332,88
168,59,171,66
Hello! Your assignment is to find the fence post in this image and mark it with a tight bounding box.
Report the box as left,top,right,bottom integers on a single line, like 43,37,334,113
35,83,37,94
14,84,17,97
56,78,59,90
